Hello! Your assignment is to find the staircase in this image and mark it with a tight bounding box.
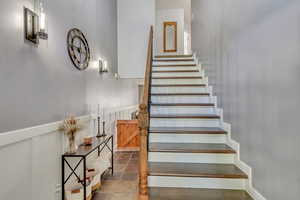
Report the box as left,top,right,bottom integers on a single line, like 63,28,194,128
145,54,254,199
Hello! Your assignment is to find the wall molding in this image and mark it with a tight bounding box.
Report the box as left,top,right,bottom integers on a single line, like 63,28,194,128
0,115,91,148
223,122,267,200
0,104,139,148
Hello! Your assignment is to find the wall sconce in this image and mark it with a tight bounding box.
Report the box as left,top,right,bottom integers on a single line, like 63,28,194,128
24,7,39,44
99,60,109,74
37,3,48,40
24,4,48,45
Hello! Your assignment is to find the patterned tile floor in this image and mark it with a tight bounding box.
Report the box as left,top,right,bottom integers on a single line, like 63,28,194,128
94,151,139,200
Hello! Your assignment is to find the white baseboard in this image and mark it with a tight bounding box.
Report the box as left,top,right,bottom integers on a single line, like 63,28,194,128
223,122,266,200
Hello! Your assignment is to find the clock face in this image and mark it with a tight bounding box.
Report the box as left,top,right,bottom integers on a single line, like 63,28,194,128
67,28,90,71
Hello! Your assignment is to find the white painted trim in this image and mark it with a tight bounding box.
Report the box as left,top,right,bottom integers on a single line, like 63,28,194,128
0,115,90,148
105,105,138,114
148,176,246,190
223,122,267,200
0,104,139,148
149,152,235,164
149,133,226,144
90,105,138,119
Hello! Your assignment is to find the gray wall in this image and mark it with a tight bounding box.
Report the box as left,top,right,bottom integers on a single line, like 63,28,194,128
0,1,139,200
85,0,141,110
117,0,155,78
192,0,300,199
0,0,139,133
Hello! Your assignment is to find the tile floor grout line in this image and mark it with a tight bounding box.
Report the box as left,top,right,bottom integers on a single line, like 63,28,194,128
94,151,139,200
120,152,132,180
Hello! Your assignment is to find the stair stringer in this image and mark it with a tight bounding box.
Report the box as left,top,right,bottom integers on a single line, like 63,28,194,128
223,122,267,200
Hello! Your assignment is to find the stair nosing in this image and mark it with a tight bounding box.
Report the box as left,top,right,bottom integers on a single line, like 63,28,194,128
149,149,236,154
152,76,202,79
151,84,207,87
153,59,195,62
152,70,199,73
149,127,227,134
151,93,210,96
151,103,215,107
150,115,221,119
149,130,227,134
148,173,247,179
148,172,247,179
155,54,193,58
150,132,226,135
152,64,197,67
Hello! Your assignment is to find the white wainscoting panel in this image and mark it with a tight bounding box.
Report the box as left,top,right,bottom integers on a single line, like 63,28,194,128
0,105,138,200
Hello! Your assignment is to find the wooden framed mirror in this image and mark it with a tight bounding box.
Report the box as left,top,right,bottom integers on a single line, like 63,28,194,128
163,22,177,52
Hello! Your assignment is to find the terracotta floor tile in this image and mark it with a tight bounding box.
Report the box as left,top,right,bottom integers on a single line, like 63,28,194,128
100,180,137,193
114,158,130,164
93,192,112,200
113,163,127,172
122,172,138,181
125,164,138,172
110,192,137,200
130,160,139,165
103,172,123,181
131,154,139,160
116,153,132,160
95,151,139,200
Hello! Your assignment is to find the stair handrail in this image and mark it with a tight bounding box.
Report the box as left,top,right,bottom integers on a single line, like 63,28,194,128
138,26,153,200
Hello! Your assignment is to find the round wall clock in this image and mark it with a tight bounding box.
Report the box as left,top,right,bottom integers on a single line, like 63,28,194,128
67,28,90,71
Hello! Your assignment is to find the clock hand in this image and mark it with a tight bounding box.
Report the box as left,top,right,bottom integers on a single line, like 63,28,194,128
69,44,81,51
79,42,82,63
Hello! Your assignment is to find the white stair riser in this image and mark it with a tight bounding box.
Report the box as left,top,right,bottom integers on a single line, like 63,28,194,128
152,72,204,77
148,176,246,190
150,118,221,127
149,133,227,143
154,57,194,61
151,96,216,104
151,86,212,93
153,61,196,66
151,106,217,115
148,152,235,164
152,78,207,85
153,66,200,71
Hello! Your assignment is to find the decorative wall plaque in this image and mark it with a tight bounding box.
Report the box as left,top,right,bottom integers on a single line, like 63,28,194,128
67,28,90,70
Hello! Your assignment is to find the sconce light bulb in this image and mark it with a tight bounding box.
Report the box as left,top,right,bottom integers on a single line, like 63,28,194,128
104,61,108,70
40,12,46,31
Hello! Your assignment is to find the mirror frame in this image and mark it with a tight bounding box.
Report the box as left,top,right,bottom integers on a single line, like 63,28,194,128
163,21,177,52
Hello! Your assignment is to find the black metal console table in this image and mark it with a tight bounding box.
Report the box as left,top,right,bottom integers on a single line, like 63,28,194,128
62,135,113,200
